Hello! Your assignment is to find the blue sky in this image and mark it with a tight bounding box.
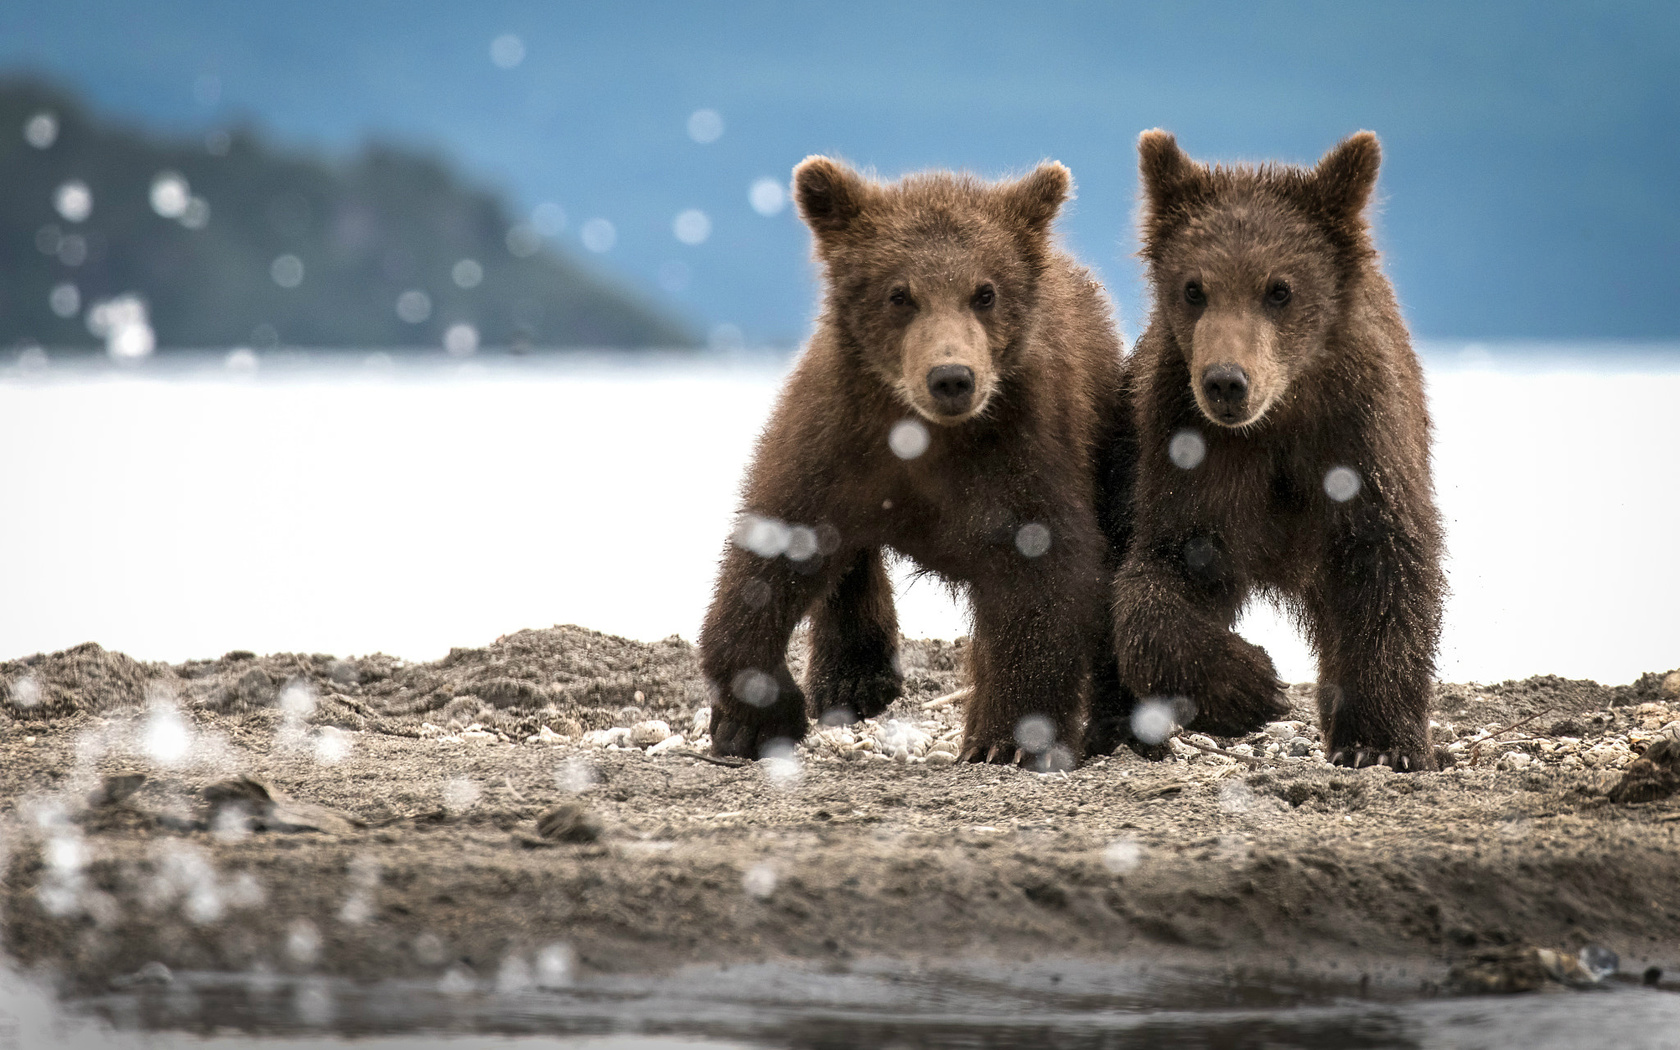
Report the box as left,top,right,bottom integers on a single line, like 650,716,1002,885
3,0,1676,344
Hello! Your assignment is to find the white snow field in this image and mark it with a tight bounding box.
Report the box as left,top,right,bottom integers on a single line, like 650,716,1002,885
1,346,1675,686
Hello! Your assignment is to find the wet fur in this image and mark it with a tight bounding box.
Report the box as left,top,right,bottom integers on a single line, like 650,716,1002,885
700,158,1134,764
1115,131,1446,771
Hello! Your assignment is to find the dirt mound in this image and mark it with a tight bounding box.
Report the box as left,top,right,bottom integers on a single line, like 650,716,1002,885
0,628,975,744
0,642,170,719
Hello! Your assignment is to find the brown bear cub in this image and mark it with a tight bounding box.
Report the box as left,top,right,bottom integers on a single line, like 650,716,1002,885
1113,131,1445,771
699,157,1133,766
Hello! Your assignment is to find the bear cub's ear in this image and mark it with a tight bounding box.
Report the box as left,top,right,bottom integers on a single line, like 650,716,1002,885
1312,131,1381,222
1137,129,1200,215
1003,161,1073,233
793,156,869,239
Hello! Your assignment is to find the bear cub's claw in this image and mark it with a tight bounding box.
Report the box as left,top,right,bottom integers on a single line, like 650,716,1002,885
957,741,1079,771
804,671,902,725
1329,743,1435,773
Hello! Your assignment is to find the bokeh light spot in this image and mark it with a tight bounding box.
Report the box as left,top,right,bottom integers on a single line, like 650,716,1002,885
179,197,210,229
1103,836,1143,874
686,108,724,144
1014,714,1055,752
889,418,930,460
531,202,567,236
673,209,711,245
743,862,777,898
580,218,617,253
54,181,92,223
1130,697,1181,746
396,290,433,324
490,34,526,69
1015,522,1051,558
452,259,484,288
1169,428,1206,470
749,178,786,217
150,172,190,218
731,668,778,708
270,255,304,289
444,323,479,357
48,283,80,318
24,112,58,149
1324,465,1362,502
505,224,541,257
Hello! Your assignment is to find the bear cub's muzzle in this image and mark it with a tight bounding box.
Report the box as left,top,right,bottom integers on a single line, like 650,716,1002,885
1201,362,1251,425
926,363,977,417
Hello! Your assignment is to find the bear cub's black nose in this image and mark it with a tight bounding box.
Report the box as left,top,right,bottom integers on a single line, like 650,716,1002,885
1202,363,1249,419
926,364,976,415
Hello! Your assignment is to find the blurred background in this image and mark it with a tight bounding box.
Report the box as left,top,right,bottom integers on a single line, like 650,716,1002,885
1,0,1676,683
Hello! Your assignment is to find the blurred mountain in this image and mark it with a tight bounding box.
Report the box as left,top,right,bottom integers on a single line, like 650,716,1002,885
0,76,696,351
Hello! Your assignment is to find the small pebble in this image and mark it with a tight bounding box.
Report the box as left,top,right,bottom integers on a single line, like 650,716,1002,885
461,725,497,745
646,733,686,755
630,720,671,746
582,727,633,748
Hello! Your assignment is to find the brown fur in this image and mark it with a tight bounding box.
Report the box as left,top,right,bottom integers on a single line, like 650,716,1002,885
699,157,1133,765
1114,131,1446,771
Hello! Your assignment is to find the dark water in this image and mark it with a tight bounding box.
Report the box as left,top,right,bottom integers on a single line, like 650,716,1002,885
14,960,1680,1050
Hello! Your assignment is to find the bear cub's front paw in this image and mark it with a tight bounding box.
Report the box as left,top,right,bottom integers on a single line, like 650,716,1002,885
804,669,901,724
1185,635,1291,738
709,698,809,760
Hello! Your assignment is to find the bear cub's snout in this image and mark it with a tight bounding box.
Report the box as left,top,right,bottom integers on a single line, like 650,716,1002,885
1200,363,1250,423
925,363,976,416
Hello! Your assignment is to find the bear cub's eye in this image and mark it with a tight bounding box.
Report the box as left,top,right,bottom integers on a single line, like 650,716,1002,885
972,284,995,310
888,288,910,307
1184,281,1206,307
1266,281,1292,306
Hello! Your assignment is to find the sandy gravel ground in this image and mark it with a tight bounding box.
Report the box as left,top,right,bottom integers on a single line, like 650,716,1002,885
3,626,1678,1002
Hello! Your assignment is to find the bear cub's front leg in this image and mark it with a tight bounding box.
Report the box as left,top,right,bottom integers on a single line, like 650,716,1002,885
699,548,819,759
803,548,903,724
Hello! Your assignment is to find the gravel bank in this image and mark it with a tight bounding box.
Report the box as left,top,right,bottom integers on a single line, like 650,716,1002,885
3,627,1678,1001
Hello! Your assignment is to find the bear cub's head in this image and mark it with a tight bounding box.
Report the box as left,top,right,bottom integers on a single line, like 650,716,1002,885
1136,130,1383,429
793,156,1072,426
